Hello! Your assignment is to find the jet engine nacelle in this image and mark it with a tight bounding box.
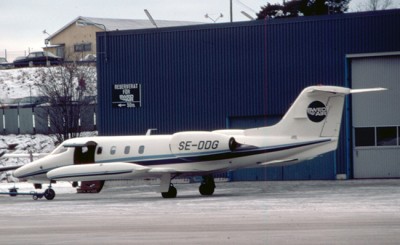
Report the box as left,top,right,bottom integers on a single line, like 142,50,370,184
170,132,238,157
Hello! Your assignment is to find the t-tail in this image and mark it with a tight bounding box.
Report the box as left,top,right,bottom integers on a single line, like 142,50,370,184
245,85,386,149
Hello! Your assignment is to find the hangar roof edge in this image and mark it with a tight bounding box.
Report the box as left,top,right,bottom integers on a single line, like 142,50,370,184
97,9,400,37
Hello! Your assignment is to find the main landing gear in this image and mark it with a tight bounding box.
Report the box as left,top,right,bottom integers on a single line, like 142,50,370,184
160,175,216,198
199,175,215,196
161,184,177,198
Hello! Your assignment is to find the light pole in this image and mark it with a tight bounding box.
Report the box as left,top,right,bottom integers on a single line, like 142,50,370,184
205,13,224,23
241,11,255,20
76,19,107,62
43,29,51,66
144,9,158,28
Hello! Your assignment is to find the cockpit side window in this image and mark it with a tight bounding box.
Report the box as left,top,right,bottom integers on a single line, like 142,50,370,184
52,145,68,155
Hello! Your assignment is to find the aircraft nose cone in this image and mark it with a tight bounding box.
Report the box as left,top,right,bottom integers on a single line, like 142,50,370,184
13,166,27,178
13,164,33,179
13,167,24,178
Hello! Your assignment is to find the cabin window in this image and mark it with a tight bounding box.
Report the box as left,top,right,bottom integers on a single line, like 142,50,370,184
96,147,103,155
138,145,145,154
124,146,130,154
110,146,117,155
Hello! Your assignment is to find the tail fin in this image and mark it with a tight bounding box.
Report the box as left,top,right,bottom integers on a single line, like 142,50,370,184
245,86,386,138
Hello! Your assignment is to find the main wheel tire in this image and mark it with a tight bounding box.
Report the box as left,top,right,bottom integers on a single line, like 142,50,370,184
199,184,215,196
44,189,56,200
161,185,177,198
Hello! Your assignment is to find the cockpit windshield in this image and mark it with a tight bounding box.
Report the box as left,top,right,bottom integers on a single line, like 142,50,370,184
51,144,68,155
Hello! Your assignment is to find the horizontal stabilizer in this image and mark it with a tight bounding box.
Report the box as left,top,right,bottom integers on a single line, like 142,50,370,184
350,88,387,94
307,86,386,95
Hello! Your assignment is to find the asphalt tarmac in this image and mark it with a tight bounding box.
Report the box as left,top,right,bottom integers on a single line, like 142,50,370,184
1,179,400,245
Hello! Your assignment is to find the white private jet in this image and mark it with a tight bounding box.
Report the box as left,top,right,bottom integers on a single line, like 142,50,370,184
6,85,384,200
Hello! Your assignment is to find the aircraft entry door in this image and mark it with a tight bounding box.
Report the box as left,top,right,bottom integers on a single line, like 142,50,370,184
73,142,97,164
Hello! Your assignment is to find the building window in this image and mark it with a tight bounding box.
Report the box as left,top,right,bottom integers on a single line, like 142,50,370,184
377,127,397,146
354,127,375,147
74,43,92,52
355,126,400,148
56,46,65,58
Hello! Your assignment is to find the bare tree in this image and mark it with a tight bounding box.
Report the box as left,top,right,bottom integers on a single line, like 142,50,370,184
357,0,394,10
34,62,96,142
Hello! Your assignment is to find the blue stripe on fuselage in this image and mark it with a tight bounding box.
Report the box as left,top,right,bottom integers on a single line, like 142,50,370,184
99,139,332,166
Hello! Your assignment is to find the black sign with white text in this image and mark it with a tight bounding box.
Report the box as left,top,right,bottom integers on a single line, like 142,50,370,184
112,83,141,108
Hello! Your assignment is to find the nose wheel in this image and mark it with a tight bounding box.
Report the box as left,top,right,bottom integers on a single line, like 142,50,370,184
44,188,56,200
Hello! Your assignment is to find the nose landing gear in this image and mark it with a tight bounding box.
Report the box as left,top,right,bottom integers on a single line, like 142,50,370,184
43,188,56,200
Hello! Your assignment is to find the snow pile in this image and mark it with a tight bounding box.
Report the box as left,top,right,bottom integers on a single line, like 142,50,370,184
0,134,57,182
0,66,97,101
0,67,98,181
0,67,42,100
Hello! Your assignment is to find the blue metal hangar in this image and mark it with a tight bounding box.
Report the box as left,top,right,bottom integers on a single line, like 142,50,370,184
96,9,400,181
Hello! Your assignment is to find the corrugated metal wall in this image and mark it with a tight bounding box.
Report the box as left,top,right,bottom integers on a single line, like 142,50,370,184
351,55,400,178
97,10,400,180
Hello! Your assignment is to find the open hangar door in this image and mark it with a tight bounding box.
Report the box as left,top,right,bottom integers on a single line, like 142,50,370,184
227,115,336,181
350,53,400,178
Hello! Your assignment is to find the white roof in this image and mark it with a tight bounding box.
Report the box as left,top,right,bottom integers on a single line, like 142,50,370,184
47,16,202,41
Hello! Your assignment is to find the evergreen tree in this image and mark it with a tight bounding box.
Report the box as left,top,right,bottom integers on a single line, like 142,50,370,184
257,0,350,19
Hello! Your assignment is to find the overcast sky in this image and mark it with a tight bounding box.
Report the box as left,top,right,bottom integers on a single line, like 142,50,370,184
1,0,399,60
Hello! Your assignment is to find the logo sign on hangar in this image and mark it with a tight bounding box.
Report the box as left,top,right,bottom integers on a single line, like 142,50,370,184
112,83,141,108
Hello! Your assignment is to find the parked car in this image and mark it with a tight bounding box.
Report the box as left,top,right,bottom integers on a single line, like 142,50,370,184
0,57,13,69
13,51,63,68
0,96,49,108
80,54,96,62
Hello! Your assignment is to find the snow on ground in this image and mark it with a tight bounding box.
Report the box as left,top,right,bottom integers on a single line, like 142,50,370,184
0,67,98,180
0,132,98,182
0,134,58,181
0,67,42,100
0,65,97,102
1,180,400,244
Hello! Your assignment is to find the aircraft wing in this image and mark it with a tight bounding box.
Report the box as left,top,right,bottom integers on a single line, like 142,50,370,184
257,159,299,167
1,153,49,158
0,165,22,172
0,153,48,173
46,162,172,182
